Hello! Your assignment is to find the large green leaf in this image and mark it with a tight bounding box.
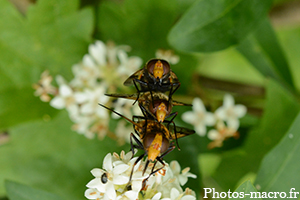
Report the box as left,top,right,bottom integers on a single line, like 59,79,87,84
5,180,64,200
0,0,93,129
229,180,261,200
97,0,198,93
212,79,300,191
168,0,273,52
255,112,300,194
0,111,125,200
237,17,295,91
97,0,178,59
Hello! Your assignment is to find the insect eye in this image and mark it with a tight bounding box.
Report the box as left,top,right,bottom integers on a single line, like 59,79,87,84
101,173,108,184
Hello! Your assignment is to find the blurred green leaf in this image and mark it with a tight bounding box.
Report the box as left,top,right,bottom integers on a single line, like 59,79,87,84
168,0,273,52
237,17,295,92
0,111,125,200
255,112,300,194
97,0,198,93
0,0,93,128
5,180,63,200
97,0,178,59
229,180,261,200
212,79,300,191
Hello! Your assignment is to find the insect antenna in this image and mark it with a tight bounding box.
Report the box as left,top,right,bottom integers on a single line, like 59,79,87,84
98,103,143,129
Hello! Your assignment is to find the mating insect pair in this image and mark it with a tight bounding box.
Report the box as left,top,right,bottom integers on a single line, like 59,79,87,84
100,58,194,188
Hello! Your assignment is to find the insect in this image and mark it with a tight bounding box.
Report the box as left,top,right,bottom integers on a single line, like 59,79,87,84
123,59,181,99
98,103,195,187
106,91,191,123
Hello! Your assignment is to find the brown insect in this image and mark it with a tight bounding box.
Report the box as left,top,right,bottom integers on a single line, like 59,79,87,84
98,103,195,187
106,91,191,123
123,59,181,98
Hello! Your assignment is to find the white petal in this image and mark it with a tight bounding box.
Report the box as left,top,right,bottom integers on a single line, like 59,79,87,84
227,118,240,130
234,105,247,118
83,54,96,68
181,112,195,124
195,123,206,136
182,195,196,200
81,103,94,115
186,172,197,179
152,192,162,200
207,129,219,140
170,188,180,199
91,168,104,177
113,164,130,174
84,188,100,199
50,96,65,109
86,178,106,193
215,107,226,120
178,175,188,186
170,161,180,174
103,153,113,171
74,92,89,104
59,84,73,97
204,112,216,126
131,180,143,191
106,182,116,200
91,41,107,66
113,175,129,185
223,94,234,108
66,104,79,119
124,191,139,200
193,98,206,112
55,75,66,85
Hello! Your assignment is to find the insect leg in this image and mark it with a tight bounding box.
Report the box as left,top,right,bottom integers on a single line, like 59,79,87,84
127,152,146,188
133,79,141,105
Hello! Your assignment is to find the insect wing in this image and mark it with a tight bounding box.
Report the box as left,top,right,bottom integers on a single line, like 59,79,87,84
123,69,144,86
169,71,179,84
105,93,138,101
172,100,192,107
169,125,195,140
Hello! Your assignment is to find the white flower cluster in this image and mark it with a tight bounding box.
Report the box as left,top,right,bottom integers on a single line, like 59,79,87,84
182,94,247,149
85,151,197,200
33,41,143,140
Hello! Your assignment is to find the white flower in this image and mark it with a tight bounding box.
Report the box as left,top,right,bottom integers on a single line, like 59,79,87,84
85,188,102,200
207,120,239,149
85,151,197,200
35,40,143,140
215,94,247,131
49,76,82,119
162,188,196,200
182,98,215,136
115,120,133,144
86,154,130,200
155,49,180,65
33,70,56,102
111,98,141,119
169,161,197,186
117,49,143,76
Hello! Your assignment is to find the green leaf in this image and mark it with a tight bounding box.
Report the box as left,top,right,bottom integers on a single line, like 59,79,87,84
5,180,63,200
236,17,295,91
255,112,300,194
97,0,178,59
0,111,125,199
0,0,93,128
97,0,198,93
212,79,300,191
168,0,273,52
229,180,261,200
